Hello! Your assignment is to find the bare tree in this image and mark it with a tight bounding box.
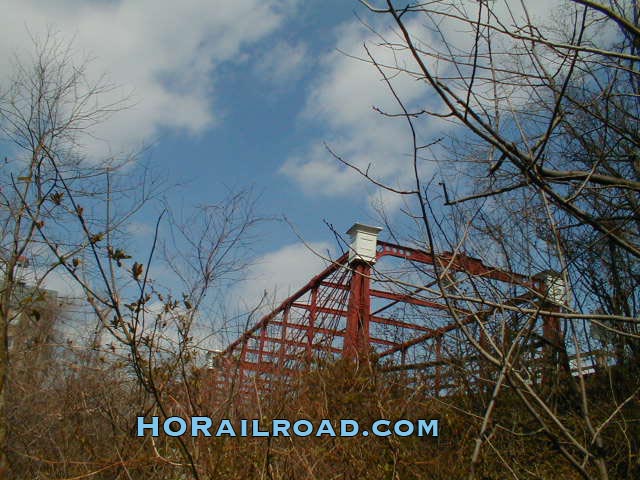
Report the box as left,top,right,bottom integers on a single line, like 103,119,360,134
0,31,138,476
1,32,265,479
320,0,640,478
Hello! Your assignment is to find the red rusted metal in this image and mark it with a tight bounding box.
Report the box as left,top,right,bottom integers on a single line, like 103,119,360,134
278,305,290,369
376,241,534,287
213,236,563,397
308,288,317,360
258,325,267,365
435,337,442,395
222,252,350,355
343,261,372,359
538,277,571,385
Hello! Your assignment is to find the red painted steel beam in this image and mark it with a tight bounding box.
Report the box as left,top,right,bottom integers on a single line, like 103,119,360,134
369,315,433,333
344,262,371,358
308,288,318,360
291,302,345,317
373,275,541,362
380,359,448,372
272,316,426,350
271,320,344,338
370,288,451,311
435,337,442,394
537,278,571,384
278,306,290,368
257,325,267,364
271,317,401,349
321,280,459,312
221,252,350,355
243,348,306,362
377,241,534,287
290,302,415,333
376,242,436,265
369,336,400,347
221,238,535,380
375,314,478,359
258,335,342,355
239,360,298,376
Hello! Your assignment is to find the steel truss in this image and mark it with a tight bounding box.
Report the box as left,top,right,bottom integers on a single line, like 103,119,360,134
211,236,567,397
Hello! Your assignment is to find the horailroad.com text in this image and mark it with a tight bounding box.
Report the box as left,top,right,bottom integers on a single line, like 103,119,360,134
137,417,439,438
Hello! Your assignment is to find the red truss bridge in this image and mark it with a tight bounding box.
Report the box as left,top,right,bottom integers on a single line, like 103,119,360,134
211,223,569,396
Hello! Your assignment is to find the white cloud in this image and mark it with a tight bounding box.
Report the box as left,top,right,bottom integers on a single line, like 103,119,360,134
280,0,587,208
280,17,443,202
229,241,333,312
0,0,296,157
41,269,86,300
124,221,153,238
15,263,87,301
254,40,309,86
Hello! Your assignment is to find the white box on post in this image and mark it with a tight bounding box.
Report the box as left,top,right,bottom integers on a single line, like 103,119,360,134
346,223,383,264
535,270,567,304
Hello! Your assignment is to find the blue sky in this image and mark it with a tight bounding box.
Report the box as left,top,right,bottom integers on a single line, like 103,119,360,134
0,0,425,304
1,0,564,310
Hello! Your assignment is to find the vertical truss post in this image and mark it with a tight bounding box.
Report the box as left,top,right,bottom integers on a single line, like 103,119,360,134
216,221,540,397
344,261,372,359
258,325,267,365
239,336,248,389
536,271,571,385
541,306,569,387
307,288,317,362
343,223,382,361
400,348,407,382
278,305,290,371
478,325,489,391
435,337,442,396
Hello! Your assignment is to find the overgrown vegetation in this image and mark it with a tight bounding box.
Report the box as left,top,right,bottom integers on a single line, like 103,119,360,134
7,344,640,479
2,0,640,478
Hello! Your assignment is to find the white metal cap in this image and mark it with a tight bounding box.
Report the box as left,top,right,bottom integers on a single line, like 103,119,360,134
346,223,383,264
535,270,566,304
